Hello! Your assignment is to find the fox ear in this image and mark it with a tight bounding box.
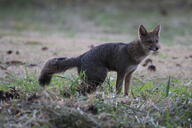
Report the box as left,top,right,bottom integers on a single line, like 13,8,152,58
139,25,148,37
153,24,161,36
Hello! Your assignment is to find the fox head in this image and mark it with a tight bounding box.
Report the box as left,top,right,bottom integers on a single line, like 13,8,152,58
138,25,161,52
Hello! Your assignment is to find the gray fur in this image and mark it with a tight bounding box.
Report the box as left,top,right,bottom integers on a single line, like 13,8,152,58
39,25,161,95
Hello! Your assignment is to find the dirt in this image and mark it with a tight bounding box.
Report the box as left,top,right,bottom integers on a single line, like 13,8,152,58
0,32,192,79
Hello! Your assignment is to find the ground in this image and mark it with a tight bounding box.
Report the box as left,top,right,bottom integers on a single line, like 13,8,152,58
0,1,192,128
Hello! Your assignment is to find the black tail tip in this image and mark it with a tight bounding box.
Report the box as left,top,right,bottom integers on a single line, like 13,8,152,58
38,75,52,86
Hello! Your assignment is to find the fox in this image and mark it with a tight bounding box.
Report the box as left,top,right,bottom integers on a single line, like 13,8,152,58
39,24,161,95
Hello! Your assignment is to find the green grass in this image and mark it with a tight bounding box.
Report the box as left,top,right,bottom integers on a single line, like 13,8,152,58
0,71,191,127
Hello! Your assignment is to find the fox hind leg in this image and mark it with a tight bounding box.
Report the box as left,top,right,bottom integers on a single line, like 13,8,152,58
78,66,108,94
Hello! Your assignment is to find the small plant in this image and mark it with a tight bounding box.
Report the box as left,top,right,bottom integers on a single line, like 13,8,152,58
53,71,88,97
166,76,171,97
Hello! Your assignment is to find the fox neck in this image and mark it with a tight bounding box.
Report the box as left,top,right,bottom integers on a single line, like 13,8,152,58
128,39,150,63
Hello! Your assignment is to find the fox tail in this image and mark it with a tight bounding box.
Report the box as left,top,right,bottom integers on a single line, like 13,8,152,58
38,57,80,86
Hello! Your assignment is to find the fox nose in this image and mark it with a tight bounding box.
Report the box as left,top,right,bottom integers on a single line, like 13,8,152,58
149,46,159,51
155,47,159,51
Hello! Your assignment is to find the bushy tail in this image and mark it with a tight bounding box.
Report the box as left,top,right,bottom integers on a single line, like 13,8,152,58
39,57,80,86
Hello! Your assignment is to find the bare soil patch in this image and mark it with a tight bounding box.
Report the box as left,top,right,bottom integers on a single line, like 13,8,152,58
0,34,191,79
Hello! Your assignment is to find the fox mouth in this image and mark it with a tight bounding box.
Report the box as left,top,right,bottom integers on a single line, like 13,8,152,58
149,47,159,51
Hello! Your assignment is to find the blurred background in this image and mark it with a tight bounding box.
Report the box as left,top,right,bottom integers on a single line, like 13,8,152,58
0,0,192,78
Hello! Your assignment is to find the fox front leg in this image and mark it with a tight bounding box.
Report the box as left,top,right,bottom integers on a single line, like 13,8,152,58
116,72,126,95
124,71,134,96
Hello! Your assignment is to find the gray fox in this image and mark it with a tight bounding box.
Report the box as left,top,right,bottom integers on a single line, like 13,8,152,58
39,25,161,95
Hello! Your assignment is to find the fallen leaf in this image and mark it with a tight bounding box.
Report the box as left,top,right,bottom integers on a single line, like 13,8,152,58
148,64,156,72
41,46,48,51
6,60,25,66
6,50,13,55
16,51,20,55
176,64,182,67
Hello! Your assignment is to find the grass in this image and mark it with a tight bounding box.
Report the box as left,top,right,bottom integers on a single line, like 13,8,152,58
0,71,191,127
